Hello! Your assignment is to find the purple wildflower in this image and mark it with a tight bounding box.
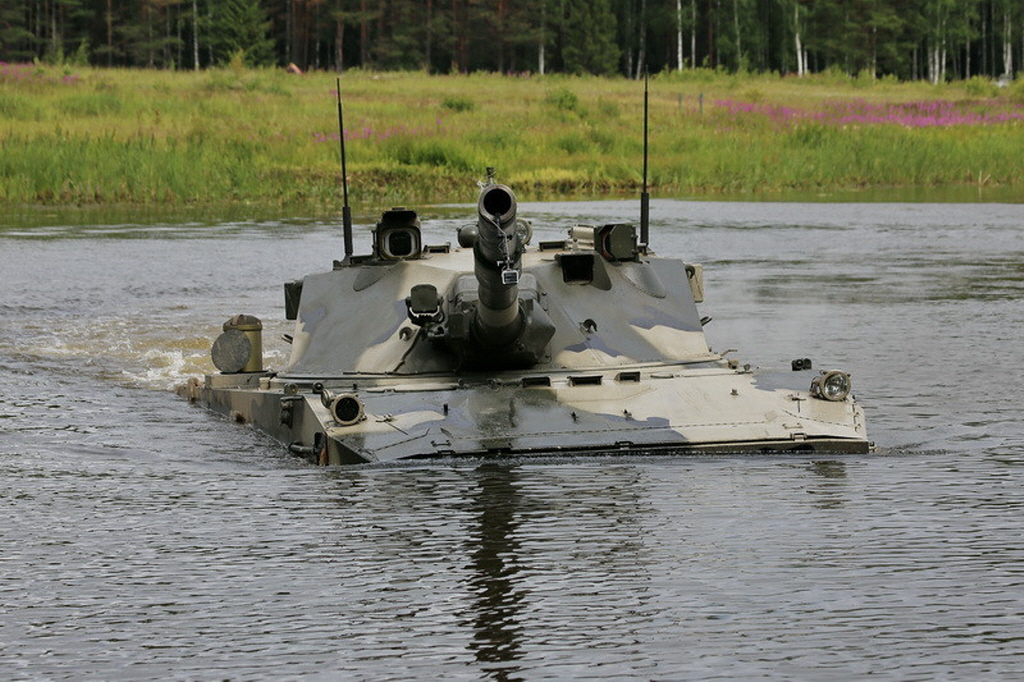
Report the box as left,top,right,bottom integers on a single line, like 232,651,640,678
713,97,1024,129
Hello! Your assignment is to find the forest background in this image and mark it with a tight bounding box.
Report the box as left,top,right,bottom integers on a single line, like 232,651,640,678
2,0,1022,83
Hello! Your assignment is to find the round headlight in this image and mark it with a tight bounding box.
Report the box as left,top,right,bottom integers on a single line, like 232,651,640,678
811,370,851,402
330,393,365,426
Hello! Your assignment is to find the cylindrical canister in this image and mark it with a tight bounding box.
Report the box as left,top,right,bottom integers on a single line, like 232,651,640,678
217,314,263,373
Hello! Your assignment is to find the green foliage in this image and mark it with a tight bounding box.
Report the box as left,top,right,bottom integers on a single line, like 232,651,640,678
596,98,620,117
785,124,836,149
740,88,765,103
584,126,618,154
385,138,477,172
561,0,620,76
441,96,475,113
0,3,34,62
554,132,590,155
70,40,90,67
202,67,291,94
0,93,40,120
468,128,524,151
2,68,1022,208
42,41,65,66
57,92,124,116
659,67,732,85
210,0,275,67
545,87,583,114
817,65,854,86
854,69,877,88
1006,80,1024,104
963,76,998,98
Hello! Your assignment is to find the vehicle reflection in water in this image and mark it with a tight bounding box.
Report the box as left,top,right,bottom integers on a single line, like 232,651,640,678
461,464,526,675
804,459,848,509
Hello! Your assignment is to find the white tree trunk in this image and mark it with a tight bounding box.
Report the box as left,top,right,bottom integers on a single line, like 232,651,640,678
733,0,742,69
1003,9,1014,77
192,0,199,70
794,4,805,77
677,0,683,71
965,9,971,78
928,12,947,85
929,44,948,84
691,0,697,69
538,1,546,75
635,0,647,79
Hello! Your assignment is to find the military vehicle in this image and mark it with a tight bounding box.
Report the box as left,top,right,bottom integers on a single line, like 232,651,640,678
180,170,868,464
179,82,869,464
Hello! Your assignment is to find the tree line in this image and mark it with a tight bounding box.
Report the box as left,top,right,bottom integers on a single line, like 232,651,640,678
1,1,1020,83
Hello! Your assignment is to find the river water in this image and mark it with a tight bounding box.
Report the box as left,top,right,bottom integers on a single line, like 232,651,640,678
2,200,1022,679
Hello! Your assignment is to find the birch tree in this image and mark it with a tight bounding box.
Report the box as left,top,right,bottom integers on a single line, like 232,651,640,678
676,0,682,71
635,0,647,78
793,0,806,76
998,0,1015,78
926,1,948,84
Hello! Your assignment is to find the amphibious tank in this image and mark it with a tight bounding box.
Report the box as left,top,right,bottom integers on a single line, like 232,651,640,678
180,172,870,464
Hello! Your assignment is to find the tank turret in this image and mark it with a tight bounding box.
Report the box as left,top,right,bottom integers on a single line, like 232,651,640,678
407,182,555,370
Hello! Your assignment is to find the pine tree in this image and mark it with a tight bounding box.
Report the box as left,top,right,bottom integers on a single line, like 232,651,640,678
210,0,275,65
561,0,619,75
0,4,36,62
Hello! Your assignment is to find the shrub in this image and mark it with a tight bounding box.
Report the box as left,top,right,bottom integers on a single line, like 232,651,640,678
554,132,590,155
0,93,40,120
441,95,475,112
1002,79,1024,104
387,138,476,172
546,87,581,113
964,76,998,98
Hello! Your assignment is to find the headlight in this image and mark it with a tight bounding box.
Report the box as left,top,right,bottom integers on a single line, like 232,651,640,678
329,394,365,426
810,370,851,401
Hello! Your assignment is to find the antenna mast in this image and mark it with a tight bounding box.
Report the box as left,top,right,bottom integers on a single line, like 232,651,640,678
336,77,353,260
640,71,650,248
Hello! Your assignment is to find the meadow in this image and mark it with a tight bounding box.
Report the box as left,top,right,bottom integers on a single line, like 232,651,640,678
2,61,1023,210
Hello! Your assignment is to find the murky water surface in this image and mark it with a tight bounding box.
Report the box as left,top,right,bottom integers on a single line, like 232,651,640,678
2,200,1023,679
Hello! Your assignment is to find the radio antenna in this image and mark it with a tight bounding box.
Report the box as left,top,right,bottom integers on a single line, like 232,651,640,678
640,70,650,248
336,77,353,260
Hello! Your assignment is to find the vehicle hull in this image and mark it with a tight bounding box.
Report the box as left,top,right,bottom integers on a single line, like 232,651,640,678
181,362,870,465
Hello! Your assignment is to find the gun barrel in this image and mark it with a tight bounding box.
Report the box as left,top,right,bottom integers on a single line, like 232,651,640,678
474,184,522,343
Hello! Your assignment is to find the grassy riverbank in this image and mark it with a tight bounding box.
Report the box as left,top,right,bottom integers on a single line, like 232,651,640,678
2,63,1023,209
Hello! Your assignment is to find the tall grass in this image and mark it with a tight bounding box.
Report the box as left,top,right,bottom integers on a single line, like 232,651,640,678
1,63,1022,208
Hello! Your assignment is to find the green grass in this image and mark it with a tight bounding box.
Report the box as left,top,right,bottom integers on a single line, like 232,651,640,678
1,65,1022,209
